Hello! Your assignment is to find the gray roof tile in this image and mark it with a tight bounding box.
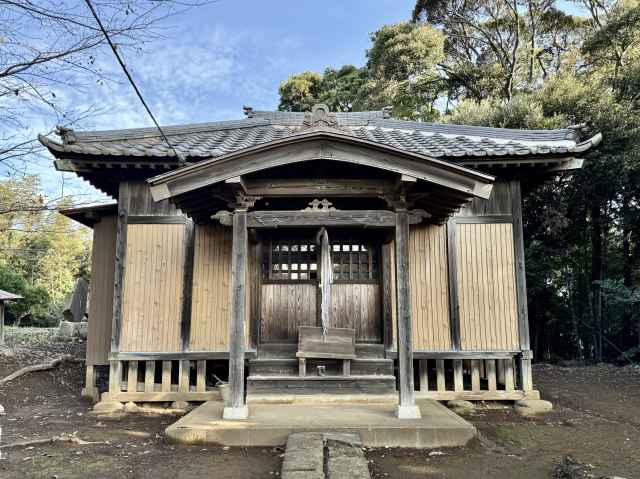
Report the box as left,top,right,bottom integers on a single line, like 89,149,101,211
39,110,601,162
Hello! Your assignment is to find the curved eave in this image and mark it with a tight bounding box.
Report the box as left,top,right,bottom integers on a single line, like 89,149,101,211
147,129,495,202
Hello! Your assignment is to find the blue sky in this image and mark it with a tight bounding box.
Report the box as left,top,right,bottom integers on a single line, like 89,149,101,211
17,0,415,202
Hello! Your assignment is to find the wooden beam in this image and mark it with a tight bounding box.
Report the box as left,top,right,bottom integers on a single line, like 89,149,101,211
127,215,186,224
110,350,258,361
0,302,4,346
224,209,249,420
394,209,419,418
241,177,397,197
180,219,195,350
387,350,520,359
446,218,461,350
239,209,429,229
454,215,513,224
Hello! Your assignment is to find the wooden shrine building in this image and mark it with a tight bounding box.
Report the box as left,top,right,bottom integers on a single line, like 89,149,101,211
41,105,600,418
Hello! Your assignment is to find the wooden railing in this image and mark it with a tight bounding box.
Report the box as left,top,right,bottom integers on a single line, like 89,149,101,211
93,359,221,402
415,354,538,401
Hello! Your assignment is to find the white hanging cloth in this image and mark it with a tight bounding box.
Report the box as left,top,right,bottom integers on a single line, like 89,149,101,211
316,227,333,336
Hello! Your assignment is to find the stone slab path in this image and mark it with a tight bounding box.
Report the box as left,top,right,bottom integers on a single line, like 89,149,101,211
281,432,370,479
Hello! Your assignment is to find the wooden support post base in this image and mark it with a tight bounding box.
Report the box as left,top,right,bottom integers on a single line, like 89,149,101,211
223,406,249,420
396,404,421,419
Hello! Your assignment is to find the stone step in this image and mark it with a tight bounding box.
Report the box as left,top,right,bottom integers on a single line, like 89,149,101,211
246,375,397,396
249,358,394,377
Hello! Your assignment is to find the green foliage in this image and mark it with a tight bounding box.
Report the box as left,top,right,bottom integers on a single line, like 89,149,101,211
275,0,640,360
0,176,91,325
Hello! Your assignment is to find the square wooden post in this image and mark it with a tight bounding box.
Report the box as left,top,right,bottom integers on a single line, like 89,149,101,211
395,209,420,418
224,209,249,420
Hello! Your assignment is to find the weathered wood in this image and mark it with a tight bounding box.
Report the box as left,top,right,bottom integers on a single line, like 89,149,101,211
416,390,540,401
111,351,258,361
179,359,190,393
511,180,531,351
471,359,481,392
180,218,196,350
149,138,494,202
228,210,248,412
104,391,221,402
400,351,519,360
161,361,172,392
419,359,429,392
497,358,506,385
446,218,461,350
505,358,515,391
241,177,397,197
381,243,393,350
111,183,129,352
520,356,534,392
246,375,396,396
395,209,417,411
243,209,428,229
86,215,116,366
298,358,306,377
127,361,138,392
196,360,206,392
127,215,186,224
486,359,497,391
109,359,122,394
296,326,356,359
454,215,513,224
82,365,98,401
453,359,464,392
145,361,155,393
342,359,351,376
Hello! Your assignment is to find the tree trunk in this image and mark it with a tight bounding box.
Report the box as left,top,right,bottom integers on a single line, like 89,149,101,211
590,200,604,362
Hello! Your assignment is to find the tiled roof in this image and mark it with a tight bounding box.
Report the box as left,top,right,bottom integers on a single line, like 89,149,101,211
38,109,601,162
0,289,22,301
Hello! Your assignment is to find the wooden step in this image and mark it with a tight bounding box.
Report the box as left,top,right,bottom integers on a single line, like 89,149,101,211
246,375,397,396
249,358,393,377
258,343,386,359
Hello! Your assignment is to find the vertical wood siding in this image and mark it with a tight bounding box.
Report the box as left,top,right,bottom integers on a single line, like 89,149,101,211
189,224,233,350
330,283,381,342
456,180,512,216
455,223,519,350
260,283,317,342
120,224,185,352
86,215,117,365
409,224,451,350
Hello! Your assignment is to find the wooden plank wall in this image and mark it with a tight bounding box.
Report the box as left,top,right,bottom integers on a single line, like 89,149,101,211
120,223,185,352
189,224,233,350
260,283,316,342
457,180,512,216
86,215,117,365
454,222,519,350
330,283,381,342
409,224,451,350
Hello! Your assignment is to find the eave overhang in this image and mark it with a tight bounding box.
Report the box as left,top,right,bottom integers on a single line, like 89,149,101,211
59,202,118,228
147,129,496,203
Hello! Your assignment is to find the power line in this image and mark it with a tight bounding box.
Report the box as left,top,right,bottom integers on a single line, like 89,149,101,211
82,0,186,166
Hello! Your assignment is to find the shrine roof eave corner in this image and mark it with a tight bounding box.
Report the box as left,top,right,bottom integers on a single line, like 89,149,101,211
146,129,496,203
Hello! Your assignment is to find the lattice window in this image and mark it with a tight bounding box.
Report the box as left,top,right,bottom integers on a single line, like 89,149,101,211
263,240,318,281
331,241,379,282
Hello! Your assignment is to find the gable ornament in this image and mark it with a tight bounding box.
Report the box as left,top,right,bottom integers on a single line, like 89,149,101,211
302,104,338,129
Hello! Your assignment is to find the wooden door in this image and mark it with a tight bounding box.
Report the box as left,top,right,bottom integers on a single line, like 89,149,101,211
260,238,318,343
259,236,382,343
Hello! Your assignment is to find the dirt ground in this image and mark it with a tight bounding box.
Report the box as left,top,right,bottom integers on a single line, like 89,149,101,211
1,328,639,479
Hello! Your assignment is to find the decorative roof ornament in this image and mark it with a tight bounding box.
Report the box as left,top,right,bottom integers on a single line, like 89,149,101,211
55,125,77,144
302,104,339,129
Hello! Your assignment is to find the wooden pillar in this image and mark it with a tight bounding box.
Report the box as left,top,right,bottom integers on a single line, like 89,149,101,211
111,183,129,353
223,209,249,420
394,209,420,418
511,180,534,392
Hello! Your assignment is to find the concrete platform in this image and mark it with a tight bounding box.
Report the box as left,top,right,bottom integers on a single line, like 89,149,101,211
165,398,476,448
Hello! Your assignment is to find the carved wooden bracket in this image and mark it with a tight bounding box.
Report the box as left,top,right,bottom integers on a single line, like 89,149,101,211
231,192,261,210
302,199,337,212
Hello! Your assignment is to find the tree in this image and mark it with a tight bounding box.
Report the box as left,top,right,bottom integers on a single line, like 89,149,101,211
0,0,204,173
